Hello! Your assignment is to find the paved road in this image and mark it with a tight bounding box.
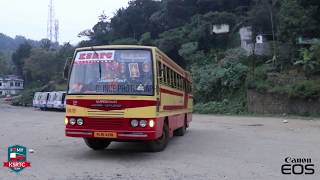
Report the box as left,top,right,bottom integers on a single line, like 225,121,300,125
0,104,319,180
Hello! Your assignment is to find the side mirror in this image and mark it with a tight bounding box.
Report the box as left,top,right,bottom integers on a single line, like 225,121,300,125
63,57,72,80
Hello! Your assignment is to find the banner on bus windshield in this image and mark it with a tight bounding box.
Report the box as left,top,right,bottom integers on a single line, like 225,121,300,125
74,50,115,64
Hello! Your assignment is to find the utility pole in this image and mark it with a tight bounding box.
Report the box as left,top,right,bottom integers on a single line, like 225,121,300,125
268,0,277,66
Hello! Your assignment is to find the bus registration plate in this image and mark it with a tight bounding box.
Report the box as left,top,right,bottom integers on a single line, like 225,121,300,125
94,132,117,138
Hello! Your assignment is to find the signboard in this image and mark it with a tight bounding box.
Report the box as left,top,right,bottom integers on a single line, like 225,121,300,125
74,50,115,64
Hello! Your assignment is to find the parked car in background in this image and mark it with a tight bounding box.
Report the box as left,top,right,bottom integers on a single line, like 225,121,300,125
32,92,41,108
4,95,12,103
39,92,50,110
53,91,66,110
46,92,57,109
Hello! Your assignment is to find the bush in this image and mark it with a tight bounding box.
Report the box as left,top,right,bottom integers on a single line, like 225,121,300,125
288,80,320,98
11,87,44,106
11,89,35,106
193,99,247,114
248,78,320,99
246,64,273,92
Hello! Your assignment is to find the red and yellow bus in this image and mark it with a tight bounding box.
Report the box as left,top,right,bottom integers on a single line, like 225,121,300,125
64,45,193,151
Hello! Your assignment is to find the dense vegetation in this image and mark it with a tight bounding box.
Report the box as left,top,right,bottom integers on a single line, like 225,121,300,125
2,0,320,114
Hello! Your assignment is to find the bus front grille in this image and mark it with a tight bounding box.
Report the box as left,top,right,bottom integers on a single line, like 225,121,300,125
85,118,125,129
87,110,125,117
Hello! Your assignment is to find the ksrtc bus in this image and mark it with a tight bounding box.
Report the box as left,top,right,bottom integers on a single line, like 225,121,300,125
64,45,193,151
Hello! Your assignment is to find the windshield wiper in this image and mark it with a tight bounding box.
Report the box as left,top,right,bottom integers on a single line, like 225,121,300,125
90,46,102,80
99,62,102,80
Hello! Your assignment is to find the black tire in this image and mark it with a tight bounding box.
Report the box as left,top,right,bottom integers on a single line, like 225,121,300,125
84,138,111,150
148,123,169,152
174,121,186,136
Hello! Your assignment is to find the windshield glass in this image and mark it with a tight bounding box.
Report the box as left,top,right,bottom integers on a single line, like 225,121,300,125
68,49,153,95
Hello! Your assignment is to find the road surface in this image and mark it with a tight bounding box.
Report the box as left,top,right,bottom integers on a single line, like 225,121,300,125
0,103,319,180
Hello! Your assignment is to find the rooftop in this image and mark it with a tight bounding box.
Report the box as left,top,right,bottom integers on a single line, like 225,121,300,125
0,75,23,81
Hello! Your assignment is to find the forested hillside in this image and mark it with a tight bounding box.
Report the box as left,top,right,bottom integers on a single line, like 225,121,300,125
0,33,41,76
4,0,320,114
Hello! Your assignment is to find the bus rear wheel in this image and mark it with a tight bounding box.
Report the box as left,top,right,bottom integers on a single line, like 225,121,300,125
84,138,111,150
148,123,169,152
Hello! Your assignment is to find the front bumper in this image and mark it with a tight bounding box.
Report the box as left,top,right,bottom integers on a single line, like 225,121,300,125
65,129,158,141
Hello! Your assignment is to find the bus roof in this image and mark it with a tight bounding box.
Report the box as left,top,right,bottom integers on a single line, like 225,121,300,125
75,45,155,51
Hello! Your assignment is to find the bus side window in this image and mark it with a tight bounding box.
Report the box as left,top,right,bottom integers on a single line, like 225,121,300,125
172,71,176,88
185,81,187,92
175,73,179,89
179,76,182,90
177,75,179,89
164,65,168,85
157,61,160,79
171,69,174,88
167,67,171,86
182,79,186,91
157,61,162,83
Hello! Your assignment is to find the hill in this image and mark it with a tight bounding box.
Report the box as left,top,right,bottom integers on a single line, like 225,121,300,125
0,33,40,57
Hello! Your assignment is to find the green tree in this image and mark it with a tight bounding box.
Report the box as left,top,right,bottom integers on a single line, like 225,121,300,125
0,53,10,75
11,42,32,77
294,43,320,77
278,0,317,44
111,38,138,45
23,48,57,86
139,32,154,46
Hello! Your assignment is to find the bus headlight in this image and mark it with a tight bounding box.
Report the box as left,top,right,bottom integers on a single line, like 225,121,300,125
77,118,84,126
130,120,139,127
64,118,68,125
69,118,76,125
139,120,147,128
149,120,155,128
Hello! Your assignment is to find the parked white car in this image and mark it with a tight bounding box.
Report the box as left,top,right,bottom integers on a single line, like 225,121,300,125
32,92,41,108
53,91,66,110
39,92,50,110
46,92,57,109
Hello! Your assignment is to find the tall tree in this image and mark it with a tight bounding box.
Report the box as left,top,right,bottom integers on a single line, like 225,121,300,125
23,48,56,85
0,53,10,75
11,42,32,77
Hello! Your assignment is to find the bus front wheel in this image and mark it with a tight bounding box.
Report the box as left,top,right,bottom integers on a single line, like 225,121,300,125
148,123,169,152
174,121,186,136
84,138,111,150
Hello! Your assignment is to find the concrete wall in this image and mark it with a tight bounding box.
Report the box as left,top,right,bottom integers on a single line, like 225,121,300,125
247,90,320,115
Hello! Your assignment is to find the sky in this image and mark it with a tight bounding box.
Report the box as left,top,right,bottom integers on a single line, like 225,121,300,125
0,0,129,44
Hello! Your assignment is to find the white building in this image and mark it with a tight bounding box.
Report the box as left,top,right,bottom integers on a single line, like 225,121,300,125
239,26,271,56
212,24,230,34
0,75,24,96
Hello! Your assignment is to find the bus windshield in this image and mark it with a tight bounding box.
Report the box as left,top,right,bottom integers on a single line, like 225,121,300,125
68,49,154,95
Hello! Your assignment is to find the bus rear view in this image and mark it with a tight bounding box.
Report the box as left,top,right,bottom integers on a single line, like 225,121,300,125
65,45,192,152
